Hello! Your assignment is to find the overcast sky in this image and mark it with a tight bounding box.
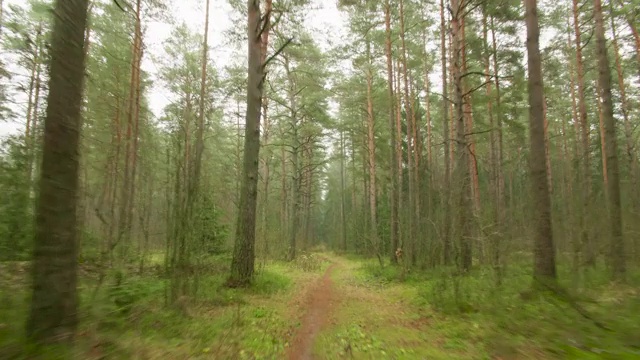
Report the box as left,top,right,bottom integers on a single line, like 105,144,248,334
0,0,348,138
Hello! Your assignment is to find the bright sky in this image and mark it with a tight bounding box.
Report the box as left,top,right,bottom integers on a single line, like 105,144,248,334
0,0,348,138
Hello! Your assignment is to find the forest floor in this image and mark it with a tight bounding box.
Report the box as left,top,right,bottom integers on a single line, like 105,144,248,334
1,252,640,359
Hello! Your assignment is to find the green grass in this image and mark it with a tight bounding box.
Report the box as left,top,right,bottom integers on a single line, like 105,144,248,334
353,257,640,359
0,254,325,359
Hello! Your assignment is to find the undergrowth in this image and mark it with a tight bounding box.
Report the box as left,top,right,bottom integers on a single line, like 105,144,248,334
358,258,640,359
0,253,319,359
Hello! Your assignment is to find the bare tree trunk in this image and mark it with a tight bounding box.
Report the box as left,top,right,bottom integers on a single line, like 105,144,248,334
26,0,89,345
400,0,417,265
572,0,594,267
610,6,638,203
451,0,472,272
340,127,347,252
385,0,399,264
525,0,556,283
229,0,264,285
441,0,452,265
594,0,625,279
365,44,381,265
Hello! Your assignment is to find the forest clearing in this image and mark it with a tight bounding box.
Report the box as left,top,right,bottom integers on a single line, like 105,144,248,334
1,0,640,358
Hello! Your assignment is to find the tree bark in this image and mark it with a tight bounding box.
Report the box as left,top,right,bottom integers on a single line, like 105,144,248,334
594,0,625,279
229,0,264,285
572,0,593,267
441,0,452,265
451,0,472,272
525,0,557,282
26,0,89,345
385,0,399,264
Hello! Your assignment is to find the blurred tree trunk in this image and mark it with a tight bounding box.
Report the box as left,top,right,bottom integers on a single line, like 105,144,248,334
26,0,90,345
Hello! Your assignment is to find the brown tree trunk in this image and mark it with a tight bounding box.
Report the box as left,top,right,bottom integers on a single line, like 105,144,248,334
451,0,472,272
596,84,608,189
400,0,417,265
595,0,625,279
26,0,89,345
441,0,451,265
461,16,480,213
525,0,556,282
229,0,264,285
385,0,399,263
572,0,594,267
610,6,638,198
192,0,211,200
366,42,381,264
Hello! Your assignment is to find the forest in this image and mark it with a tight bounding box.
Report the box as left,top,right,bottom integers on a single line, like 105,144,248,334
0,0,639,358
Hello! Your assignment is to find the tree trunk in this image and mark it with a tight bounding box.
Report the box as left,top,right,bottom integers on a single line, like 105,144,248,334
441,0,452,265
385,0,399,264
229,0,264,286
610,5,638,204
525,0,557,283
451,0,472,272
572,0,594,267
26,0,89,345
594,0,625,279
365,44,381,264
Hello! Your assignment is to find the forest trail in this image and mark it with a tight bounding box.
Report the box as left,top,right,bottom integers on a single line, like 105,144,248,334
285,255,463,359
287,262,339,360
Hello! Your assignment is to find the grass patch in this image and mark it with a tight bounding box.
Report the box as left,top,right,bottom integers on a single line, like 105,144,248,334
356,257,640,359
0,255,320,359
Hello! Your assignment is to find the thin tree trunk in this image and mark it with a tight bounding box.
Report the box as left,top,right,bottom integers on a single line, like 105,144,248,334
385,0,399,264
596,84,608,189
365,44,381,265
572,0,593,267
340,126,347,252
441,0,452,265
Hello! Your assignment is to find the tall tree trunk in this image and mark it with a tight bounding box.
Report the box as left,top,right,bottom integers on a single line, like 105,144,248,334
594,0,625,279
229,0,264,285
192,0,211,202
572,0,593,267
596,84,608,189
117,0,143,255
385,0,399,264
461,16,480,213
400,0,417,265
285,56,300,261
26,0,89,345
258,0,273,256
451,0,472,272
525,0,556,283
365,43,381,264
340,126,347,252
610,5,638,203
490,15,505,233
395,59,404,253
441,0,452,265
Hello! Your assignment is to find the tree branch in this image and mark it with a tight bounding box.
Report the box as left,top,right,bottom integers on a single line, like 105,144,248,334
263,37,294,70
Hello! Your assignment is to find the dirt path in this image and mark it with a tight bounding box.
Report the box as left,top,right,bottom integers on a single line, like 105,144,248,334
287,263,338,360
